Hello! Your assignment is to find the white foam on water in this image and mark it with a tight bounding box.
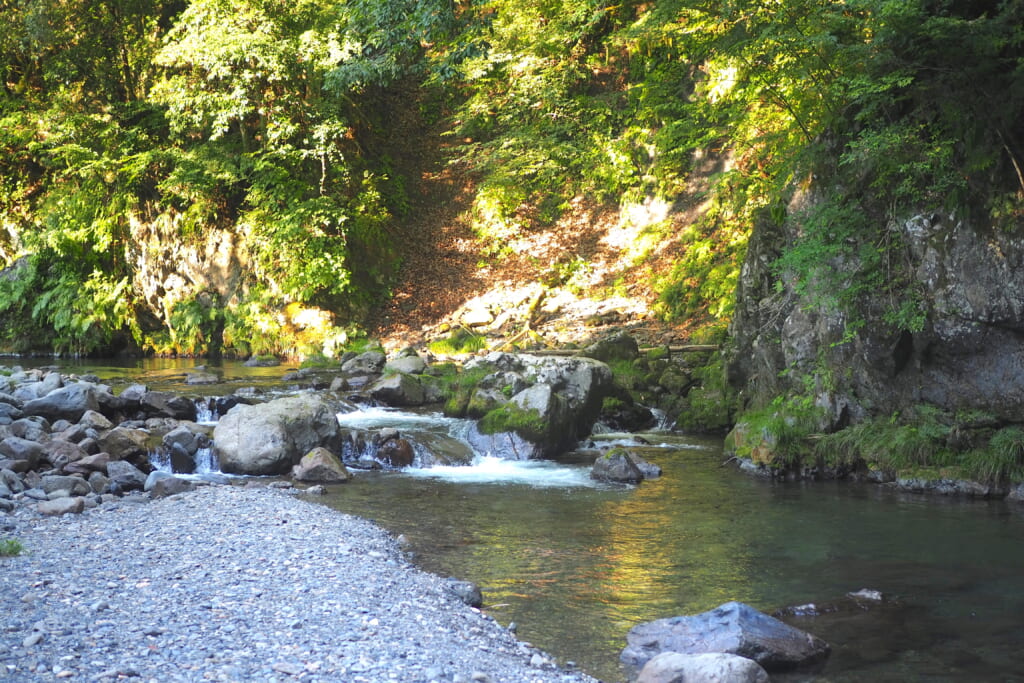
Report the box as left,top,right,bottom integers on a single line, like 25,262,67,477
405,455,604,489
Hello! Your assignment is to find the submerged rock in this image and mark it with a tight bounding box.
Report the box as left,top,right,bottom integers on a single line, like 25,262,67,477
621,601,830,672
636,652,769,683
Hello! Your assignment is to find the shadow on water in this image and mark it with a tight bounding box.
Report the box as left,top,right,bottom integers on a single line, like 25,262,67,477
15,358,1024,682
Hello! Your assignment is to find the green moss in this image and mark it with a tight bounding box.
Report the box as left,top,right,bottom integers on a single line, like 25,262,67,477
434,366,491,418
645,346,669,362
729,396,827,468
0,538,24,557
428,329,487,355
674,355,737,434
478,404,547,441
602,396,625,412
299,354,340,370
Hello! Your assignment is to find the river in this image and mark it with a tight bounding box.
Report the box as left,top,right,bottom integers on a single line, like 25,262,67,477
16,357,1024,681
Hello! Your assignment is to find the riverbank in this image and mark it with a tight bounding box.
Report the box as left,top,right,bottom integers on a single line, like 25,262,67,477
0,484,598,683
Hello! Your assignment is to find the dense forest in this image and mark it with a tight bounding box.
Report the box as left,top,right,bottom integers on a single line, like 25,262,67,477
2,0,1024,476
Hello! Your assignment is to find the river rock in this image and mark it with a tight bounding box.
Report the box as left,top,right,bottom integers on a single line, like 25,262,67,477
0,436,44,469
368,373,426,406
150,476,195,498
621,601,830,672
291,447,351,483
37,496,85,516
98,427,150,462
591,449,644,484
186,371,221,385
106,460,148,491
378,437,415,468
44,439,88,470
140,391,197,420
0,402,23,424
1,468,24,494
11,416,50,442
446,579,484,608
341,351,386,375
385,354,428,375
214,394,341,475
22,382,101,422
40,475,91,497
162,425,202,456
79,409,113,431
636,652,769,683
64,452,111,475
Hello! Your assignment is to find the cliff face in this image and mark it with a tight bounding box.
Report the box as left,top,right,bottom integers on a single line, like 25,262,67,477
727,206,1024,427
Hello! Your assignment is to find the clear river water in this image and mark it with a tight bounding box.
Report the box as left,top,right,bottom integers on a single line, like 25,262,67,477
17,357,1024,682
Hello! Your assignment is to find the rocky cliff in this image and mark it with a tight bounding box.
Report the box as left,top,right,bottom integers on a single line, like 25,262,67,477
727,204,1024,428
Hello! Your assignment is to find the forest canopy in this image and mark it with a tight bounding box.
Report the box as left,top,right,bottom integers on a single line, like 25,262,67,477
0,0,1021,356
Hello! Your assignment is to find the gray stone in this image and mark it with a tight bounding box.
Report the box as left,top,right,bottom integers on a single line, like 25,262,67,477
368,373,426,407
63,451,111,475
88,471,110,494
23,383,101,422
341,351,386,375
446,579,484,608
0,437,44,469
97,427,150,462
384,355,428,375
43,439,89,470
10,417,49,442
186,371,221,385
162,425,201,456
144,470,175,492
213,394,341,475
291,447,351,483
622,601,830,672
36,496,85,516
636,652,770,683
150,476,195,498
40,475,91,497
79,410,113,431
140,392,197,420
591,450,644,484
582,333,640,362
1,468,24,494
106,460,148,491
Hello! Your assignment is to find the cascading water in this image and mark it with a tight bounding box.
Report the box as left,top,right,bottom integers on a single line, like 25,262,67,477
193,398,218,424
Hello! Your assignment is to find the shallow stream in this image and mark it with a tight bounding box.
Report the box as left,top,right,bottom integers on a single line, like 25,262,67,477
17,358,1024,681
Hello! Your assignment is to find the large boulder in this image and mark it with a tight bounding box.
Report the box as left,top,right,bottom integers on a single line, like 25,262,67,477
621,601,830,673
214,394,341,475
591,448,644,484
22,383,101,423
637,652,769,683
97,427,150,463
461,353,615,458
140,392,197,420
0,436,44,469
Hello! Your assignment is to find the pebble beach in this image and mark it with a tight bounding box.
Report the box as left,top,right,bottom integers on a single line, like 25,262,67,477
0,484,600,683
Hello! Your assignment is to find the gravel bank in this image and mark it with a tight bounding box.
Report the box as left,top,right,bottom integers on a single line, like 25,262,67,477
0,484,599,683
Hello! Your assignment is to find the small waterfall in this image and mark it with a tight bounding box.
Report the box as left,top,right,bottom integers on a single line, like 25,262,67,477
193,447,220,474
194,398,218,424
149,448,172,473
651,408,675,431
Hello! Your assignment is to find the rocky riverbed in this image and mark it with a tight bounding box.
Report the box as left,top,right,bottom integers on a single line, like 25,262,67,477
0,484,597,683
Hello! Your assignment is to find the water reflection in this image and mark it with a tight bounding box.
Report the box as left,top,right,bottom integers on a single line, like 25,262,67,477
318,443,1024,682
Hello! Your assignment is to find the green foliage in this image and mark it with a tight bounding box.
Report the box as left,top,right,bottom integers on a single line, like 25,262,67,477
731,395,827,468
965,427,1024,485
0,538,24,557
436,366,491,417
675,354,737,434
815,405,953,474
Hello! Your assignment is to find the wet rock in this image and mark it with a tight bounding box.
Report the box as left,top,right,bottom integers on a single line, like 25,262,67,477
591,449,642,483
186,371,221,385
446,579,484,608
378,438,415,468
162,425,202,456
621,601,830,672
291,447,351,483
214,394,341,475
636,652,769,683
244,355,280,367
